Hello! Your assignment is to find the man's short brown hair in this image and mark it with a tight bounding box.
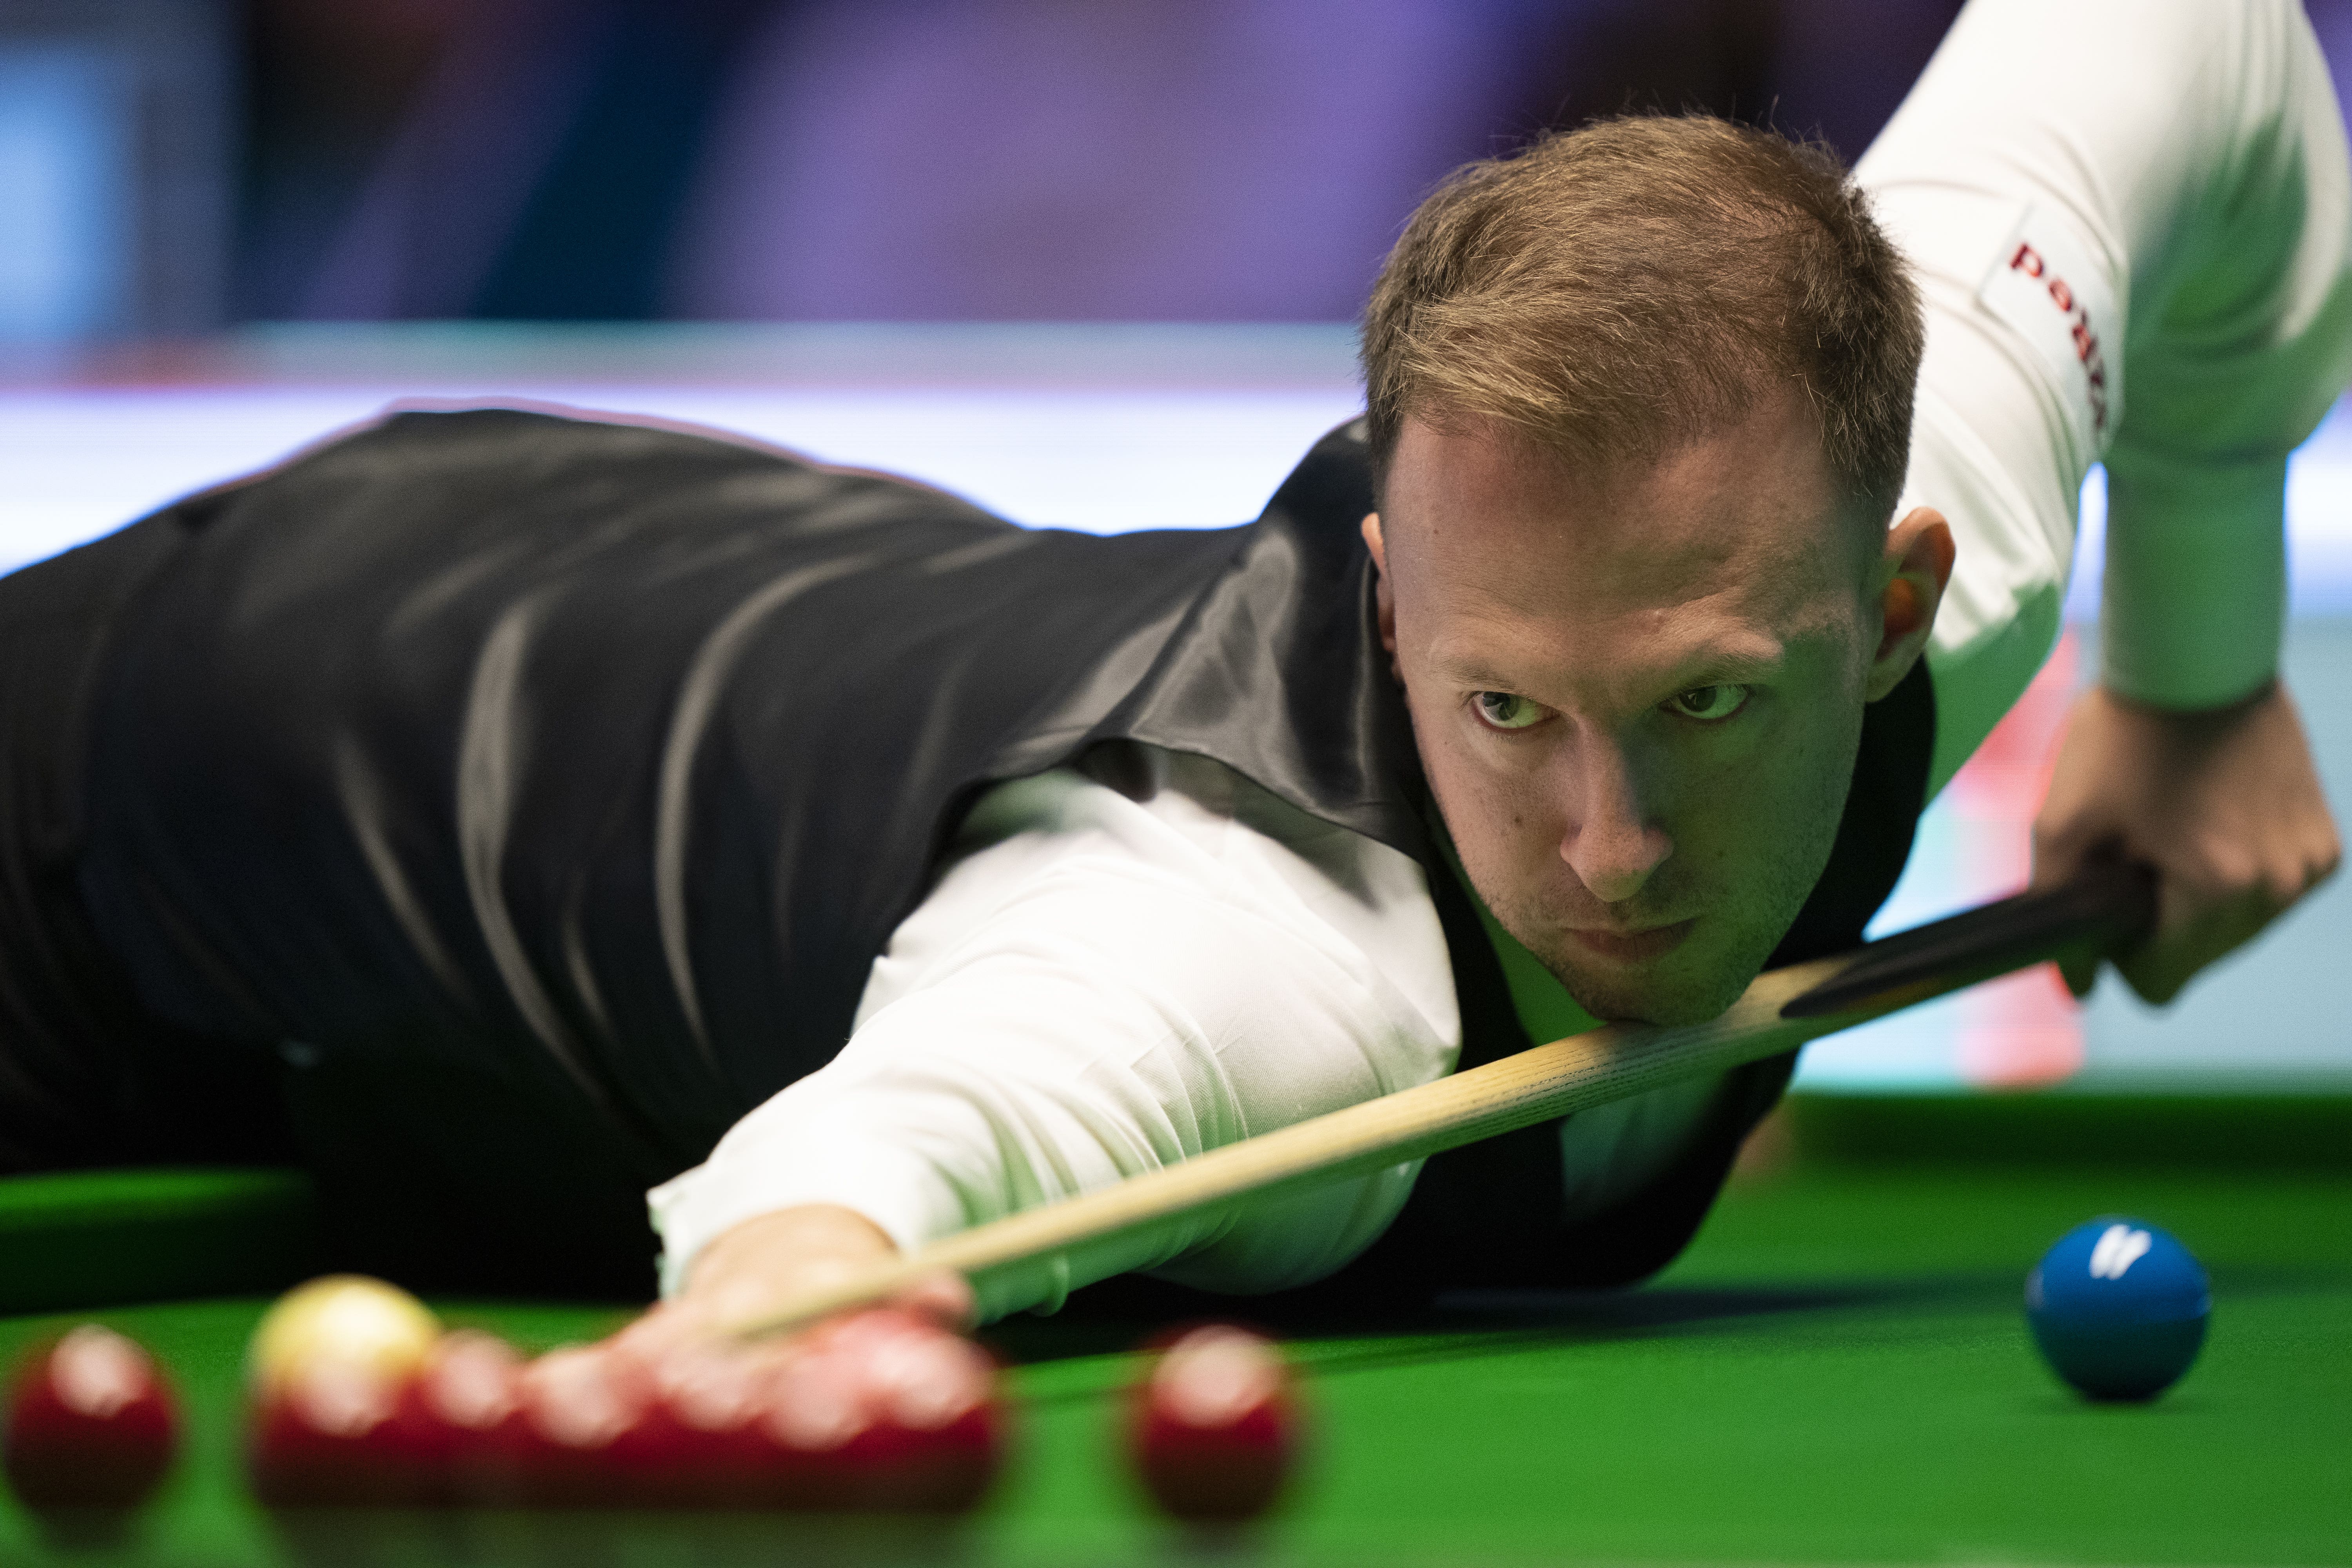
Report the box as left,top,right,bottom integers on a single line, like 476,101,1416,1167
1362,114,1924,522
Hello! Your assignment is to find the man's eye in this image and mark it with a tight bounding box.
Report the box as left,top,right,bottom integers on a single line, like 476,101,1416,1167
1472,691,1546,731
1662,684,1751,722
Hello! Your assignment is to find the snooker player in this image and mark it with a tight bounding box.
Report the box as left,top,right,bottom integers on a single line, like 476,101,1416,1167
0,0,2343,1381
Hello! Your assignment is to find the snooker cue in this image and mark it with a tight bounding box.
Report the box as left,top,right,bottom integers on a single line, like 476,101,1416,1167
720,860,2158,1341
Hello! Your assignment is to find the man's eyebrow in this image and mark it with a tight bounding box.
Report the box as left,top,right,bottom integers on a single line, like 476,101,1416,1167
1425,650,1524,688
1661,642,1787,685
1427,638,1788,692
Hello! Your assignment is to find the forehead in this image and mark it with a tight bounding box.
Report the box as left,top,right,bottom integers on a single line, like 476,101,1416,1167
1381,403,1858,652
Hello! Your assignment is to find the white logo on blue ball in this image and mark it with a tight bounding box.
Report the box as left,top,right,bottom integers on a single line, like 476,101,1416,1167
2087,1223,2152,1279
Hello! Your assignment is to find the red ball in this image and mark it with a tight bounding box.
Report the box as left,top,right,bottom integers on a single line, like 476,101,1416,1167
649,1350,797,1509
1129,1325,1299,1523
247,1350,443,1506
507,1345,678,1508
741,1309,1005,1514
3,1325,180,1510
403,1330,528,1506
820,1310,1004,1514
742,1345,876,1510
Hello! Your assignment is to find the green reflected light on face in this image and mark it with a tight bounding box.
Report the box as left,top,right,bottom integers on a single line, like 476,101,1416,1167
1475,684,1757,733
1379,404,1873,1026
1661,683,1750,722
1472,690,1545,730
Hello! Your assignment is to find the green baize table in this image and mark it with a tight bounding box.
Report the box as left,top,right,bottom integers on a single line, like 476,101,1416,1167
1,1093,2345,1568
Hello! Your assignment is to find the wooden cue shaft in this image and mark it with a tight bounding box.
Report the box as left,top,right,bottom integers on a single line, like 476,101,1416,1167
720,868,2152,1341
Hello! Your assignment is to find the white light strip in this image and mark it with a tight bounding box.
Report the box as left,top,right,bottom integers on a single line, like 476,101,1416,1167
0,385,1367,573
9,384,2350,616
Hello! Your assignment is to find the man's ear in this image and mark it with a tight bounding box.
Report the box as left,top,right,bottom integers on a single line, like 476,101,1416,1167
1866,506,1955,702
1361,512,1398,659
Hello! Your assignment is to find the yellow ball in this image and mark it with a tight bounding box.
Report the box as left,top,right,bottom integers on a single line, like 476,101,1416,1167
247,1275,441,1400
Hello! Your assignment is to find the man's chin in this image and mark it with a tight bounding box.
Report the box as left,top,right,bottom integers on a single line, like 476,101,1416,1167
1543,949,1758,1028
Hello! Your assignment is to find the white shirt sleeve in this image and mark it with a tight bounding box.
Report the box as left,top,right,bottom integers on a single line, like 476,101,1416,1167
649,746,1462,1318
648,745,1726,1318
1859,0,2352,789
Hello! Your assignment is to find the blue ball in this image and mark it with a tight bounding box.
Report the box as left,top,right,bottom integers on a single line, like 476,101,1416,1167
2025,1217,2209,1401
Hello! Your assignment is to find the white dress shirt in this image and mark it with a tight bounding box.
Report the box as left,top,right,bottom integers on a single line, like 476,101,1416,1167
1873,0,2352,787
651,0,2352,1314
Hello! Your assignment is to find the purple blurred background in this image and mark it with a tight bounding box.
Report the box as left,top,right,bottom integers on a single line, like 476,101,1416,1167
14,0,2350,335
252,0,1965,325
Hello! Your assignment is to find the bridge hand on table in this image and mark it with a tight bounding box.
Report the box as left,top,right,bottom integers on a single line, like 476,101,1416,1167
565,1204,991,1495
605,1203,973,1379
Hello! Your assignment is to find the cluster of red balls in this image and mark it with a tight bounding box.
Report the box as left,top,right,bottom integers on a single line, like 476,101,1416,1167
243,1277,1005,1512
3,1275,1303,1524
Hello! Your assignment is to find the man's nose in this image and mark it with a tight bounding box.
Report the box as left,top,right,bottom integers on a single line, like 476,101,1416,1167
1559,739,1672,905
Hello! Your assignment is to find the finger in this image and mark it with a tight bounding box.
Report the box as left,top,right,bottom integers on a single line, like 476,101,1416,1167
2116,949,2187,1007
2284,836,2341,902
621,1312,811,1416
2116,874,2279,1006
603,1294,796,1397
2028,822,2086,891
2114,864,2205,1005
2056,949,2100,999
2030,816,2129,895
888,1270,977,1332
606,1297,723,1366
653,1340,780,1432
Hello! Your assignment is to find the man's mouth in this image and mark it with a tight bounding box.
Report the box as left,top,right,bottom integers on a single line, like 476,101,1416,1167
1564,918,1695,964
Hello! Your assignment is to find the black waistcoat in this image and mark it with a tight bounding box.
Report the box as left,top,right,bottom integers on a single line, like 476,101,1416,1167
56,408,1929,1297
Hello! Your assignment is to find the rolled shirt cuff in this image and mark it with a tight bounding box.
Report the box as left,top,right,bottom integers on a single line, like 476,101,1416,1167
2100,447,2288,710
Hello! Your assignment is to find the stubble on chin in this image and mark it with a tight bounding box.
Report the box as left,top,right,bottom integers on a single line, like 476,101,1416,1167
1499,837,1831,1028
1530,919,1774,1027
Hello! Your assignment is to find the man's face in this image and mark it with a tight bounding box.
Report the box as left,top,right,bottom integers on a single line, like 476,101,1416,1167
1367,399,1946,1025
